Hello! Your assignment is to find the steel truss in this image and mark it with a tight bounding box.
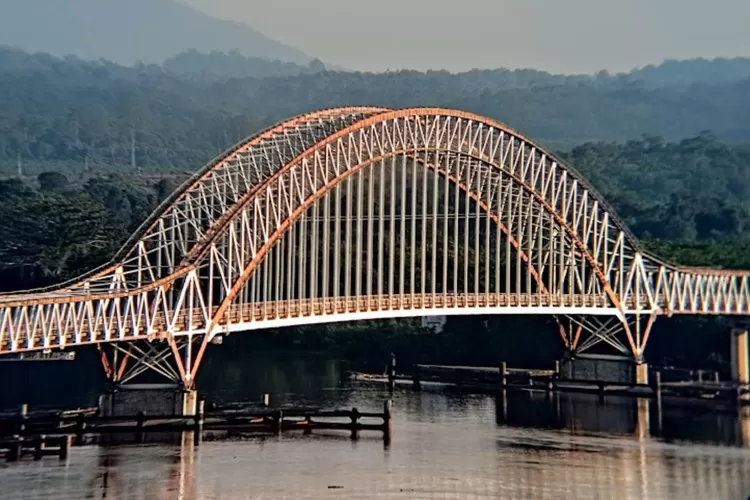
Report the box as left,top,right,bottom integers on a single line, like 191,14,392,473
557,313,657,362
1,107,750,386
97,335,206,386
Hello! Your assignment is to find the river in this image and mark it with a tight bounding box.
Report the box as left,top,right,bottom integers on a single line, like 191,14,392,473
1,351,749,499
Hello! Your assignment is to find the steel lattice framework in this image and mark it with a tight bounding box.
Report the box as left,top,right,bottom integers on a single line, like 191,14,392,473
1,107,749,386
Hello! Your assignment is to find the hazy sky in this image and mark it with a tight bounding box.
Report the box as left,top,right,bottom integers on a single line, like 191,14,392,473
180,0,750,74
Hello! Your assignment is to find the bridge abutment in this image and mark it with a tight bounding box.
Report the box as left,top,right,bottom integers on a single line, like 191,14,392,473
99,384,199,417
558,352,649,386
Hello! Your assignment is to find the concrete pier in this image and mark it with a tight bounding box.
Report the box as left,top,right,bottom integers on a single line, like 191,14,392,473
559,353,636,384
98,384,198,417
635,363,649,386
731,328,749,385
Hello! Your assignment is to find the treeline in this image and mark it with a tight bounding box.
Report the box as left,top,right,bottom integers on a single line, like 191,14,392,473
162,49,326,81
1,134,749,291
0,174,182,290
3,47,750,177
562,134,750,243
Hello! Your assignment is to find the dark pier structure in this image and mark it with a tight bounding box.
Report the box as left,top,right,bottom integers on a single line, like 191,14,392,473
0,398,392,462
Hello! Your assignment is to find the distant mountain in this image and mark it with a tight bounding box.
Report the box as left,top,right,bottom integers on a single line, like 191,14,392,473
0,0,312,65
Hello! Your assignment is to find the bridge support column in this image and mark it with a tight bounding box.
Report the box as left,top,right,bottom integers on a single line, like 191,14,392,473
635,362,649,386
731,328,749,386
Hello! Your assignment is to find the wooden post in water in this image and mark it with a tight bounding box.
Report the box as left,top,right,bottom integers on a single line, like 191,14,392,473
274,410,283,434
653,371,662,405
388,353,396,390
500,362,508,389
75,413,86,446
383,400,392,445
136,411,145,443
17,403,28,435
7,440,21,462
497,389,508,424
59,435,72,460
412,365,421,391
350,407,360,440
33,435,45,460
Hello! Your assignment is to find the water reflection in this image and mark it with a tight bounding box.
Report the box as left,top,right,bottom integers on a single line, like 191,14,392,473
406,367,750,452
493,389,750,448
1,353,750,499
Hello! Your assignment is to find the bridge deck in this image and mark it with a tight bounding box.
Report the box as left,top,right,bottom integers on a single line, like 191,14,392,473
1,293,618,353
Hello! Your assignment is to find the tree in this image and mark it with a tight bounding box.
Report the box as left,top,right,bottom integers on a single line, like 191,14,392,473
37,171,69,191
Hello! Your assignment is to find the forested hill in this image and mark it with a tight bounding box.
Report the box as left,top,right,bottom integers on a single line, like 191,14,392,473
2,47,750,180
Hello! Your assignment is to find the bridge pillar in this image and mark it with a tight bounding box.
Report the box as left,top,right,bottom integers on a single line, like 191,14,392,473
635,362,649,386
559,353,638,385
731,328,749,386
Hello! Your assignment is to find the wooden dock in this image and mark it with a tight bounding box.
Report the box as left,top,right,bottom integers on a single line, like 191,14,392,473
0,435,72,461
0,400,393,462
353,361,750,405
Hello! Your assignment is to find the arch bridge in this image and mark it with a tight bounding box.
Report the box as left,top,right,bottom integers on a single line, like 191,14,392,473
1,107,749,388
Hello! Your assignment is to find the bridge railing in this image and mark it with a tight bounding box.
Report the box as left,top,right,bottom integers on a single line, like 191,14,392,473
223,293,612,324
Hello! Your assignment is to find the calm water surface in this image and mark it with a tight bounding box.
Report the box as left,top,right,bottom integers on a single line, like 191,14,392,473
1,352,749,499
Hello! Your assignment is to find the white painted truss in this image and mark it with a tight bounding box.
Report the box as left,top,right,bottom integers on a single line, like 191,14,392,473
1,107,749,374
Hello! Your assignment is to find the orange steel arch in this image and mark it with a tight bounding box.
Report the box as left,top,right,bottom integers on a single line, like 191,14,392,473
187,109,631,330
117,106,390,261
186,152,556,381
183,108,634,281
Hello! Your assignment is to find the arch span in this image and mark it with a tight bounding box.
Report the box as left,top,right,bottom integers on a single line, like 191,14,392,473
2,107,750,375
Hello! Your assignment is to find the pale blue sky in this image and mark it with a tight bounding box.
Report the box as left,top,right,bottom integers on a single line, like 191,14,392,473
180,0,750,73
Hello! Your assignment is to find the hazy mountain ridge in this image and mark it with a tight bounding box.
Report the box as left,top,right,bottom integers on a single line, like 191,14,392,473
0,0,312,65
1,45,750,175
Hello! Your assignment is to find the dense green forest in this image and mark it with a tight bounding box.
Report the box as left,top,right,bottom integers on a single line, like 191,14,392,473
1,48,750,371
3,47,750,179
